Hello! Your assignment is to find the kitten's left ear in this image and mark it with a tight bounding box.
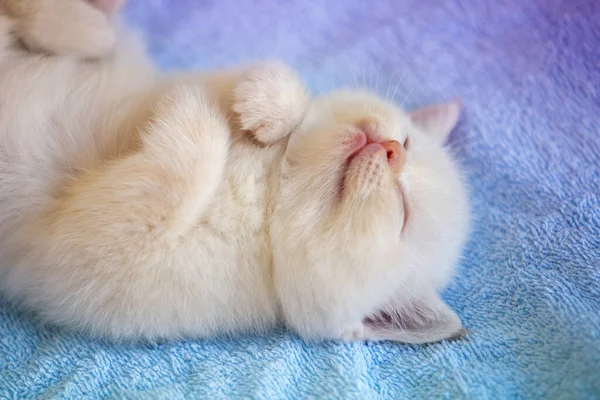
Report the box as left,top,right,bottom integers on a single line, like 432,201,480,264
409,99,462,143
362,289,465,344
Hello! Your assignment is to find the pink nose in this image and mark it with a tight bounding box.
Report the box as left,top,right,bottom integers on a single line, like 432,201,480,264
381,140,405,174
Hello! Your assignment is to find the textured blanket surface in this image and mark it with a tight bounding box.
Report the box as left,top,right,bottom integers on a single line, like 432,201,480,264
1,0,599,398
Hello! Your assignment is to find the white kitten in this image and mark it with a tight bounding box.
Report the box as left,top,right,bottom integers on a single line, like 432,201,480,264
0,0,470,343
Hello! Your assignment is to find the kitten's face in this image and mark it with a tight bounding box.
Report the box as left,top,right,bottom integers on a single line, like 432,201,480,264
271,90,469,343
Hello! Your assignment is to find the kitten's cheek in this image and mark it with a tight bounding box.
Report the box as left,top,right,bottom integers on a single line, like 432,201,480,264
344,132,368,160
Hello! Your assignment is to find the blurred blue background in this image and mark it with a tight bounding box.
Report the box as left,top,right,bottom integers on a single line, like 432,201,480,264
1,0,599,398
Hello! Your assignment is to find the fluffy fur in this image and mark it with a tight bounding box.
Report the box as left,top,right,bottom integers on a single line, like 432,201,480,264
0,0,470,343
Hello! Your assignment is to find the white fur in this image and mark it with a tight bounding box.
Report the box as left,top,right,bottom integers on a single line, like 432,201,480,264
0,0,470,343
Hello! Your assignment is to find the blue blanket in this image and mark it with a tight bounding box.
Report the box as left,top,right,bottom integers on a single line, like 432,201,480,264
1,0,599,398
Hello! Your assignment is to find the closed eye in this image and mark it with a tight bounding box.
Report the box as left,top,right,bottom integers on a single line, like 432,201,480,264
403,136,410,151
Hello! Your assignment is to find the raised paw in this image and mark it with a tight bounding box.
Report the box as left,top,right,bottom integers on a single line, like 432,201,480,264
232,62,310,145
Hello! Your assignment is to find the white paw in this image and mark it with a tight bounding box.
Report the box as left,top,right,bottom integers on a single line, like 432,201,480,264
16,0,116,58
232,62,309,145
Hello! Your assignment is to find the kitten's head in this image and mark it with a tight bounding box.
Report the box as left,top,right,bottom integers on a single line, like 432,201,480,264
270,90,470,343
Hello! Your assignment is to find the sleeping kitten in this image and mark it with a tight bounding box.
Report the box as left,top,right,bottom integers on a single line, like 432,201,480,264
0,0,470,343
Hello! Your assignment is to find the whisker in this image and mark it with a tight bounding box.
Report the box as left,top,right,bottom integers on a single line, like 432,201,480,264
361,67,366,91
385,71,396,100
391,67,407,101
400,72,424,109
371,64,376,94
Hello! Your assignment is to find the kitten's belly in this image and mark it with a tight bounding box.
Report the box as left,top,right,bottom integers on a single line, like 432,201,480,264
90,143,282,339
180,141,283,334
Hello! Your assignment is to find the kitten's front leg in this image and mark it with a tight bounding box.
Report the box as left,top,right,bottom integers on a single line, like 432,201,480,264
232,62,310,145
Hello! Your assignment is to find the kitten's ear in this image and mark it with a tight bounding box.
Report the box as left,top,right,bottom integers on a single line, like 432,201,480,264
362,289,465,344
409,99,462,143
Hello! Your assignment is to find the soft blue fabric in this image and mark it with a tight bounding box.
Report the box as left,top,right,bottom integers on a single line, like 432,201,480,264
1,0,599,398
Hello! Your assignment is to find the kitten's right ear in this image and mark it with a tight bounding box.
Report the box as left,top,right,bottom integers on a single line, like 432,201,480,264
409,99,462,143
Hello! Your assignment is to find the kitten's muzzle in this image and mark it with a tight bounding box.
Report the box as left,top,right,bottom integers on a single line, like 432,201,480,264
347,133,406,175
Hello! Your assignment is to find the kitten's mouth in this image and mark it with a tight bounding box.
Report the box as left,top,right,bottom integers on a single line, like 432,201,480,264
396,182,410,232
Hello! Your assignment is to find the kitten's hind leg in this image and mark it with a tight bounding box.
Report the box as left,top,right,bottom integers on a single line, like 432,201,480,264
4,0,119,58
39,86,229,251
